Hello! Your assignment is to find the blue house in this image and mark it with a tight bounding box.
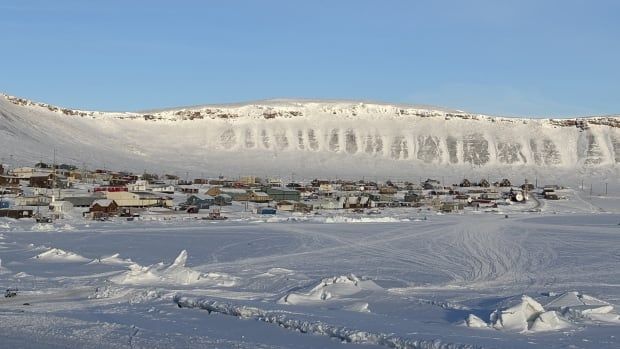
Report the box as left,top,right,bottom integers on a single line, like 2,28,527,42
257,207,276,215
185,194,214,209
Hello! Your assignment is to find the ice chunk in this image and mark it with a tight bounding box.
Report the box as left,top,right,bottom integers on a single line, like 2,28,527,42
110,250,236,287
465,314,488,328
530,311,569,332
490,295,545,332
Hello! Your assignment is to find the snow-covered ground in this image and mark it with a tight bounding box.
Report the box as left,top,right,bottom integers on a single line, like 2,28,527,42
1,192,620,348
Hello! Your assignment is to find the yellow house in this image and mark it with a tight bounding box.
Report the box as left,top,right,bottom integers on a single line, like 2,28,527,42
105,191,172,208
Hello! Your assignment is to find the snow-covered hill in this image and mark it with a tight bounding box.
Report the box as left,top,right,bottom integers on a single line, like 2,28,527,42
1,93,619,180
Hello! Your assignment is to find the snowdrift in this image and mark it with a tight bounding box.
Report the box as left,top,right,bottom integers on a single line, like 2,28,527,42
279,274,381,310
33,248,90,263
88,253,134,266
466,292,620,333
324,216,405,224
110,250,237,287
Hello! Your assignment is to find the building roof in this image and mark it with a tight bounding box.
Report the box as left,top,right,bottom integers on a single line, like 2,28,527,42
92,199,115,207
65,196,99,206
188,194,214,201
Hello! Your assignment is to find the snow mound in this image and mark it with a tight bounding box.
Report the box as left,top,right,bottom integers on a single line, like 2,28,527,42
324,216,402,224
545,291,620,323
31,223,55,232
467,295,570,333
88,253,134,266
343,302,371,313
59,224,75,231
34,248,90,263
110,250,237,287
14,271,32,278
279,274,381,305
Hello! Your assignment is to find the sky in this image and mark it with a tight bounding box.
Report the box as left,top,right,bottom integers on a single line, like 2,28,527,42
0,0,618,117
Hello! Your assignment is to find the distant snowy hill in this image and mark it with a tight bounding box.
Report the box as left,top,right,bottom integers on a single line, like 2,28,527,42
1,93,619,181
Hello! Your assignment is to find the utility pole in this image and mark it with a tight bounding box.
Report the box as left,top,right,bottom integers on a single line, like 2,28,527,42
605,182,608,196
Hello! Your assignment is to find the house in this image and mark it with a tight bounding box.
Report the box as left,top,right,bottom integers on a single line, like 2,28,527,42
64,196,101,208
479,179,490,188
245,191,271,203
87,199,119,219
94,186,128,193
318,183,334,196
440,202,464,213
127,180,148,192
0,175,20,187
0,209,33,219
151,185,175,194
262,187,301,201
403,191,421,203
206,187,247,200
105,191,172,208
379,186,397,195
15,196,51,206
339,196,374,209
423,179,442,190
0,200,9,209
257,207,277,214
11,167,38,178
214,194,232,206
460,179,472,187
178,185,199,194
28,173,54,188
276,200,312,213
185,194,214,209
238,176,256,186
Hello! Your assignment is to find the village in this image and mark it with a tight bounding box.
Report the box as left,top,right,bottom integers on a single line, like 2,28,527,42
0,162,568,222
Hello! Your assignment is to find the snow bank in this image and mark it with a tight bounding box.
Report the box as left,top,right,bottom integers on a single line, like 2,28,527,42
88,253,134,266
175,295,477,349
324,216,402,224
33,248,90,263
279,274,382,305
110,250,237,287
14,271,32,278
31,223,55,232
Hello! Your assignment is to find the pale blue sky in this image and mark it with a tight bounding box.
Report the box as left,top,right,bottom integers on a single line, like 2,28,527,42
1,0,618,117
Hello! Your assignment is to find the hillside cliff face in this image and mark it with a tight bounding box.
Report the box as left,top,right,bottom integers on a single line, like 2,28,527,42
1,94,619,178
